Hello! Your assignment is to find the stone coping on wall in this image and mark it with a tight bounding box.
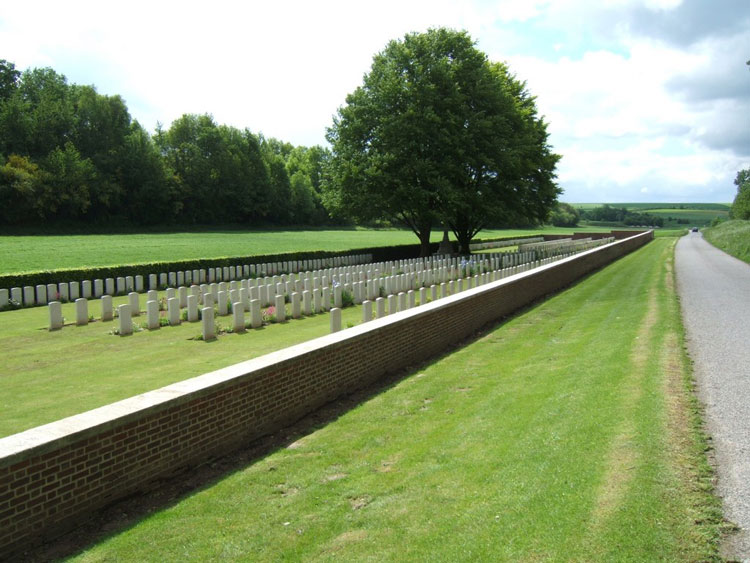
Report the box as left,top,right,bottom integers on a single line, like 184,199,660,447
0,231,652,469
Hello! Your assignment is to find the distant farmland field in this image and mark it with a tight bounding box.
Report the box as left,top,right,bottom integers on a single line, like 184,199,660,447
573,203,730,227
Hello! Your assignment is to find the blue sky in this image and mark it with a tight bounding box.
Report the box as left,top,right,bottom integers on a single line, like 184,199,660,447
1,0,748,203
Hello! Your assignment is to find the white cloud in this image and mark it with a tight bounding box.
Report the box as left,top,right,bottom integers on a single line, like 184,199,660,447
1,0,747,203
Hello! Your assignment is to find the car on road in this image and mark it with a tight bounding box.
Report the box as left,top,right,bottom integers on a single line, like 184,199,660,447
691,227,699,232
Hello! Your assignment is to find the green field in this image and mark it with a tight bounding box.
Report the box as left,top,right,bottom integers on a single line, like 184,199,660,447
0,226,632,276
573,203,731,211
572,203,730,228
56,237,721,561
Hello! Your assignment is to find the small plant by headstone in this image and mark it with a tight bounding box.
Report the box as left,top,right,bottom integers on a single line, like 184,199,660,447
262,306,277,324
341,289,354,308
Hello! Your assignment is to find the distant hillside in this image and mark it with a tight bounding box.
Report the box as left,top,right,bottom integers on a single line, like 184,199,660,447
571,203,730,227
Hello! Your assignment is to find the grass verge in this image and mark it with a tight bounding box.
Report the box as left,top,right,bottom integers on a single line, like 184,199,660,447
51,237,721,561
702,219,750,263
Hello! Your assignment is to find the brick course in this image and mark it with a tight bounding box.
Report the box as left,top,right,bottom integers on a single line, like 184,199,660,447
0,231,652,558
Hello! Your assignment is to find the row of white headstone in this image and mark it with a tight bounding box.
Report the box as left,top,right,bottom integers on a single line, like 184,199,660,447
469,236,544,251
0,252,374,310
518,237,615,256
1,246,549,312
47,252,581,339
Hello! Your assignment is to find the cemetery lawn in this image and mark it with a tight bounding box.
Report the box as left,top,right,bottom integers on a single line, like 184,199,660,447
65,237,722,561
0,225,634,275
0,298,370,438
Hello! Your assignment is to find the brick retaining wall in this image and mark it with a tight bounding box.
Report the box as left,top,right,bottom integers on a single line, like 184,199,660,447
0,230,653,558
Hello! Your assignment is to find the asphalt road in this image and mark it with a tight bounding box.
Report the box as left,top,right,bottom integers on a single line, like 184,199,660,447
676,231,750,560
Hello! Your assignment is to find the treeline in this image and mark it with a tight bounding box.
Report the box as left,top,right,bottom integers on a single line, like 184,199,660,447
580,205,664,227
0,60,334,227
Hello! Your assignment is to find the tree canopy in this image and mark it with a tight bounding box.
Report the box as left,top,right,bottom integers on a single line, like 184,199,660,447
0,59,333,228
324,28,560,254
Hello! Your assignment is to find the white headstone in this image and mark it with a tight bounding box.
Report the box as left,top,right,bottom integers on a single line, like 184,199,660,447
146,299,160,330
313,289,322,313
302,290,312,316
21,286,32,305
0,288,8,310
135,275,144,292
75,298,88,326
58,283,69,302
274,294,286,322
168,297,180,326
82,280,93,299
149,274,158,290
201,306,215,340
376,297,386,318
387,294,397,315
232,302,245,332
118,304,132,335
186,294,199,322
330,307,342,333
250,299,262,328
101,295,113,321
217,291,229,316
239,287,249,311
125,276,135,292
291,292,301,319
69,281,79,300
129,292,140,316
36,284,47,305
105,278,115,296
362,300,372,322
48,301,63,330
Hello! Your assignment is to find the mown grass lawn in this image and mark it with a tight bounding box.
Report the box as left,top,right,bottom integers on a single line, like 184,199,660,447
0,225,631,275
62,237,721,561
0,294,369,438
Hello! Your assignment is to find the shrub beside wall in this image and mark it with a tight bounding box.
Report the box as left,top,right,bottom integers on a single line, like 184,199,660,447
0,231,653,558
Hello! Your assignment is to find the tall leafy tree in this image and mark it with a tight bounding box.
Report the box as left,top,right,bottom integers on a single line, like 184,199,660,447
0,154,43,224
731,168,750,220
71,85,132,220
119,122,178,224
157,114,273,224
325,28,560,255
17,68,75,159
0,60,20,102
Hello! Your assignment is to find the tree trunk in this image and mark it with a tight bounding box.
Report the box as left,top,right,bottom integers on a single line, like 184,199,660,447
456,230,472,255
417,228,432,257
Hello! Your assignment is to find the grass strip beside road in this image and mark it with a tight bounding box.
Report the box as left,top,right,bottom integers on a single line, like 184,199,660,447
63,237,721,561
703,219,750,263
